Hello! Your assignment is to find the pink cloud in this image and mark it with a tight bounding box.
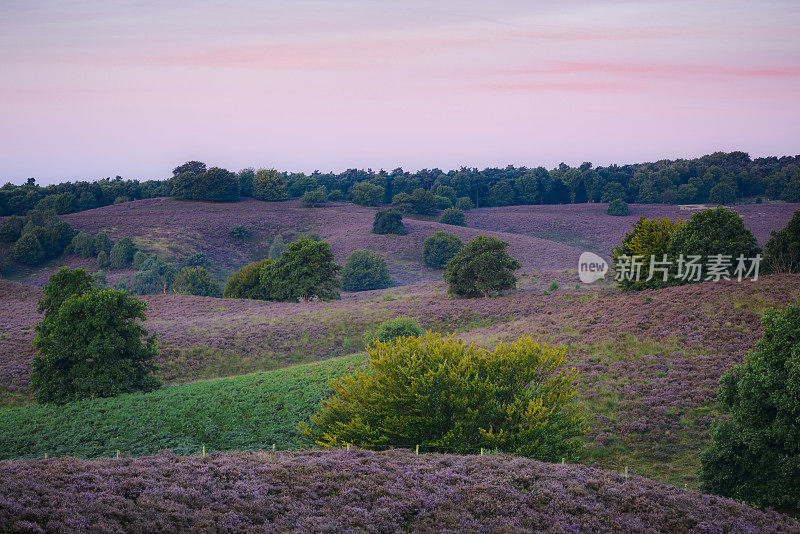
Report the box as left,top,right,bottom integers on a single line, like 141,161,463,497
498,61,800,79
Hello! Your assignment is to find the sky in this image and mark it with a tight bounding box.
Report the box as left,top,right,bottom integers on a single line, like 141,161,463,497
1,0,799,185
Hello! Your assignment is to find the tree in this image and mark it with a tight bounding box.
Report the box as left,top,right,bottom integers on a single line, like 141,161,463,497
172,266,221,297
268,234,286,259
300,186,328,207
709,183,737,205
607,199,629,216
109,238,137,269
341,250,392,291
439,207,465,226
349,182,384,206
601,182,627,203
238,168,255,197
444,235,520,297
366,316,422,345
261,238,340,302
223,259,272,299
410,188,437,215
201,167,239,202
70,231,95,257
423,231,463,269
455,197,474,211
391,192,414,213
12,231,45,265
611,217,683,291
764,210,800,273
30,268,160,404
96,250,110,268
252,168,288,201
0,215,23,243
700,304,800,509
94,232,112,255
172,161,206,177
300,333,586,460
372,209,407,235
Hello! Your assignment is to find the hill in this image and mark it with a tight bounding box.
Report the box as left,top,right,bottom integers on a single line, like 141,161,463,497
0,449,797,533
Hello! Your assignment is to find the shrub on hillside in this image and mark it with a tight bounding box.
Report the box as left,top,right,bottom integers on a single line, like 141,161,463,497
607,198,629,216
300,333,586,459
129,256,178,295
252,168,289,201
349,182,384,207
372,209,407,235
391,192,414,213
410,188,437,215
228,225,251,240
439,207,465,226
423,231,463,269
434,195,452,210
268,234,286,259
172,266,221,297
70,232,96,257
31,268,160,404
366,316,422,345
260,238,340,302
341,251,392,291
444,235,520,297
700,304,800,509
764,210,800,273
223,259,272,299
170,162,239,202
13,231,45,265
96,251,110,268
109,238,137,269
93,232,112,255
666,208,761,279
300,186,328,207
0,215,23,243
611,217,683,291
237,168,254,197
455,197,474,211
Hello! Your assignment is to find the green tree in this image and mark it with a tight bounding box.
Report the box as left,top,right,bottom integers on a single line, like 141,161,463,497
700,304,800,509
300,186,328,207
341,250,392,291
223,259,273,299
366,316,422,345
238,167,255,197
30,268,160,404
391,192,414,213
764,210,800,273
455,197,474,211
268,234,286,259
349,182,384,206
93,232,112,255
12,231,45,265
372,209,407,235
611,217,683,291
300,333,586,460
109,238,137,269
444,235,520,297
709,183,737,205
0,215,23,243
601,182,627,203
261,238,340,302
70,232,95,257
96,250,110,268
252,168,289,201
410,188,437,215
607,198,629,216
201,167,239,202
172,266,221,297
423,231,464,269
439,207,465,226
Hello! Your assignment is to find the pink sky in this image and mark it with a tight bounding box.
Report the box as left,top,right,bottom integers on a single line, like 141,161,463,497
1,0,799,184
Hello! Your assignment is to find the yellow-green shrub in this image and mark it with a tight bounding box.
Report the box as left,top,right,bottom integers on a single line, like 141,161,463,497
611,216,683,290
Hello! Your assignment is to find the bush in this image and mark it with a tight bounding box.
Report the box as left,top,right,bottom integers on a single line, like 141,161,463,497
410,188,437,215
455,197,474,211
30,268,160,404
341,251,392,291
444,235,520,297
300,186,328,207
764,210,800,273
229,225,251,240
700,304,800,509
434,195,452,210
366,316,422,345
260,238,340,302
93,232,112,255
252,168,289,201
109,238,137,269
666,208,761,277
13,231,45,265
349,182,384,207
0,215,23,243
181,252,210,269
439,207,465,226
70,232,95,257
268,234,286,259
708,183,737,205
423,231,463,269
607,198,628,216
96,251,110,268
601,182,627,203
611,217,683,291
172,266,221,297
327,189,343,201
391,192,414,213
129,255,178,295
223,259,272,299
300,333,586,459
372,209,407,235
548,280,559,291
170,163,239,202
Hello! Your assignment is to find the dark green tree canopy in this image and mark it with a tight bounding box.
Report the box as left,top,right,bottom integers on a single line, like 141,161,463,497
423,231,464,269
252,168,289,201
439,207,465,226
700,304,800,509
341,250,392,291
607,198,629,216
172,266,221,297
444,235,520,297
667,207,761,264
372,209,407,235
260,238,341,302
764,210,800,273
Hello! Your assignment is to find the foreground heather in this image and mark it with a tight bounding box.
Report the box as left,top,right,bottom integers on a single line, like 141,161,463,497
0,450,797,533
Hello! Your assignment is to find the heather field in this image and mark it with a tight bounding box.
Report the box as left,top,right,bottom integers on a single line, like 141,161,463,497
1,449,797,533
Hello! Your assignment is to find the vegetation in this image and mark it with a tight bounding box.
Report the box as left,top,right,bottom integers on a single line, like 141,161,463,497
300,186,328,207
349,181,384,206
366,316,423,345
764,210,800,273
8,210,76,266
607,198,629,216
439,207,466,226
444,235,520,297
228,225,251,240
172,266,222,297
109,237,137,269
267,234,286,259
223,258,272,299
170,162,239,202
260,238,341,302
0,215,23,242
251,168,289,201
30,268,160,405
372,209,407,235
700,304,800,509
341,250,392,291
611,217,684,290
300,333,586,460
422,231,463,269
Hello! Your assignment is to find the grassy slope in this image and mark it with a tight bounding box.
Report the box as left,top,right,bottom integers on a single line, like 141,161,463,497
0,354,366,460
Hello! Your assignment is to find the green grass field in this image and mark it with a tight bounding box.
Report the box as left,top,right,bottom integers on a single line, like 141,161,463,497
0,353,366,460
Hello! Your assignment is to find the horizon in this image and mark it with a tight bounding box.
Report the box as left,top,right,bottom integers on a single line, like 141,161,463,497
2,0,800,185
